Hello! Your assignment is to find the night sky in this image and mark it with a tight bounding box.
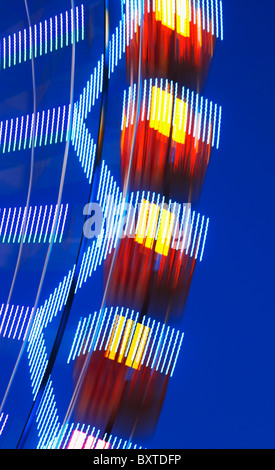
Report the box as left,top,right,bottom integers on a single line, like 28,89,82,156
151,0,275,449
0,0,274,449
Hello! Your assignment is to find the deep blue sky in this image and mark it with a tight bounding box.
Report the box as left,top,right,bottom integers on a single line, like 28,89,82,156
0,0,274,449
149,0,275,449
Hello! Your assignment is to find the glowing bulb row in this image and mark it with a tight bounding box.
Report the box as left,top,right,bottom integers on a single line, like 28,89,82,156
122,79,222,150
67,306,184,378
125,0,224,42
0,204,68,244
52,422,140,450
0,4,84,70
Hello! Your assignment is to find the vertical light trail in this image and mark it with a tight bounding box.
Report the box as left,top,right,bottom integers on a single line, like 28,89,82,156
7,207,16,243
207,100,213,145
72,317,87,362
81,4,85,41
2,207,11,243
83,311,98,356
3,305,14,338
220,0,224,40
22,206,32,243
165,330,179,375
44,19,48,55
170,332,184,377
8,35,11,68
202,98,208,142
3,120,8,153
28,205,37,243
199,217,209,261
13,306,24,340
3,37,6,69
18,307,30,341
216,105,222,149
43,205,53,243
211,103,218,148
190,212,200,258
160,328,175,373
0,413,8,437
12,117,18,152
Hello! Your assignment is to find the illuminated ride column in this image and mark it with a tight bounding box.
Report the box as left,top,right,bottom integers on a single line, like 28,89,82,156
72,0,223,445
